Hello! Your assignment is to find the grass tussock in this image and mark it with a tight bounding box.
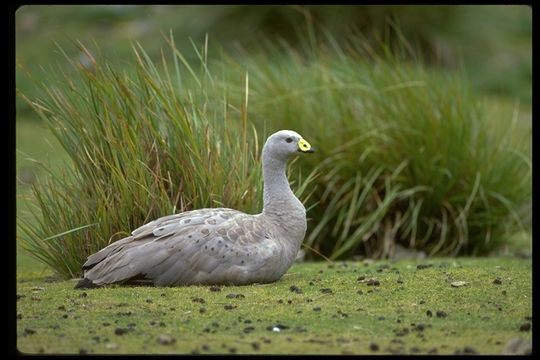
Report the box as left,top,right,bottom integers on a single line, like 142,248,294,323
17,31,531,278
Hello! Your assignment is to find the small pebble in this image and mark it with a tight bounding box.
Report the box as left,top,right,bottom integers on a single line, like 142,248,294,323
157,334,175,345
105,343,118,350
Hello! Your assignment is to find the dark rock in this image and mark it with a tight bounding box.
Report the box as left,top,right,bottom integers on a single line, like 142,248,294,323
394,327,410,337
426,310,433,317
313,307,321,312
436,310,448,318
289,285,303,294
114,328,128,335
226,293,245,299
243,326,255,334
493,277,503,285
320,288,333,294
519,323,531,332
454,346,478,355
209,286,221,292
369,342,379,351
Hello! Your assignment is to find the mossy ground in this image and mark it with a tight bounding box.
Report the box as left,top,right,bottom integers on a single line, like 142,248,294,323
16,257,531,355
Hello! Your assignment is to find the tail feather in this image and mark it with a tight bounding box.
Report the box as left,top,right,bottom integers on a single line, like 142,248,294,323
74,277,99,289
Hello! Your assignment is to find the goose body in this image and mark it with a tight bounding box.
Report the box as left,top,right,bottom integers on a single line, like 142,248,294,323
76,130,314,288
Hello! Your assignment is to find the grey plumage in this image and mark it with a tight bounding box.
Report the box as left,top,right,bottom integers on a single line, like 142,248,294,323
75,130,314,288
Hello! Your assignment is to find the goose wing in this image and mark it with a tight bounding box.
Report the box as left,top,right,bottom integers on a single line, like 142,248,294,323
83,208,280,286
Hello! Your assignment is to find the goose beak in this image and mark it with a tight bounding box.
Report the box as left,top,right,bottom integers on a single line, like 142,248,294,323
298,138,315,153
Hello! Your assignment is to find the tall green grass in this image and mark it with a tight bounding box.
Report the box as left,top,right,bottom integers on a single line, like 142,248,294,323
217,35,531,259
18,32,531,278
18,37,267,277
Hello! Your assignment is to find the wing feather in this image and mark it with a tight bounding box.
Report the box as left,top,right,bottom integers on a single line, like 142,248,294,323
83,208,283,286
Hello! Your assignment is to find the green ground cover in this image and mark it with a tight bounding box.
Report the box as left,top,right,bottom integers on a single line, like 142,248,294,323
17,258,531,355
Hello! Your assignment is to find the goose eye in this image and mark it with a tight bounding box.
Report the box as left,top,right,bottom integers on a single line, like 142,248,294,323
285,137,293,143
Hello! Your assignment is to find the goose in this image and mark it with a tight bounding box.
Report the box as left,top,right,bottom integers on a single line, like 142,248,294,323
75,130,314,288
